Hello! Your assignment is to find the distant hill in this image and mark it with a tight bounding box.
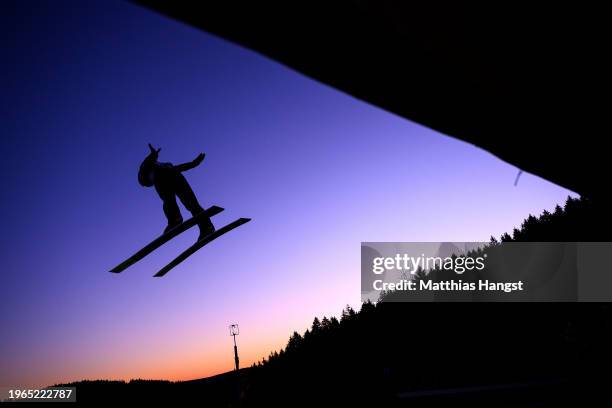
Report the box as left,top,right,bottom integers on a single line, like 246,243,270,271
54,369,250,404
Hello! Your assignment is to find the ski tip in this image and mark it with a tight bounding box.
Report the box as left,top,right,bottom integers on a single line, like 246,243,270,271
206,205,224,217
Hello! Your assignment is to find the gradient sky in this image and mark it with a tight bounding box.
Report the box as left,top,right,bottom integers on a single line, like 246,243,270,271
1,1,577,388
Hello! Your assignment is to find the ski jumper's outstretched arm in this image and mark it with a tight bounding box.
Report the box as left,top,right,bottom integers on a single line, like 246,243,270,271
175,153,205,172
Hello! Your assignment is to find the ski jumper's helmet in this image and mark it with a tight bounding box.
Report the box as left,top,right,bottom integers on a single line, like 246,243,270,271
138,151,157,187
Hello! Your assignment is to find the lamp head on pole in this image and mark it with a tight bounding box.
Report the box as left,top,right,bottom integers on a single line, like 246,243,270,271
229,324,239,336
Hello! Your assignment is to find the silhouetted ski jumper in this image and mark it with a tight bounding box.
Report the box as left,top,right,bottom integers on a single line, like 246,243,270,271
138,144,215,239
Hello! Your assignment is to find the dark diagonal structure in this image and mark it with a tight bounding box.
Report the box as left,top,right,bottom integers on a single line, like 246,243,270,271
136,1,609,202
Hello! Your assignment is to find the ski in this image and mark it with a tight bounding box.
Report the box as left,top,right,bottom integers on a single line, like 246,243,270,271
110,205,224,273
154,217,251,277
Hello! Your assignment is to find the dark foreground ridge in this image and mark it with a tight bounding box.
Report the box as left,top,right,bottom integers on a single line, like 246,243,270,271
57,197,610,406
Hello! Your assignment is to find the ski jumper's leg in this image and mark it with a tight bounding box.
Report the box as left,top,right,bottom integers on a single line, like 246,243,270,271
174,173,204,214
175,173,215,238
155,184,183,233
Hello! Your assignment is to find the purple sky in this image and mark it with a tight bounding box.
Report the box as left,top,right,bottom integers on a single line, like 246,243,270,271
1,1,576,387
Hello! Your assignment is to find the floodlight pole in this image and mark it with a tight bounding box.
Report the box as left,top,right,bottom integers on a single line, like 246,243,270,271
233,333,239,371
230,324,240,371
